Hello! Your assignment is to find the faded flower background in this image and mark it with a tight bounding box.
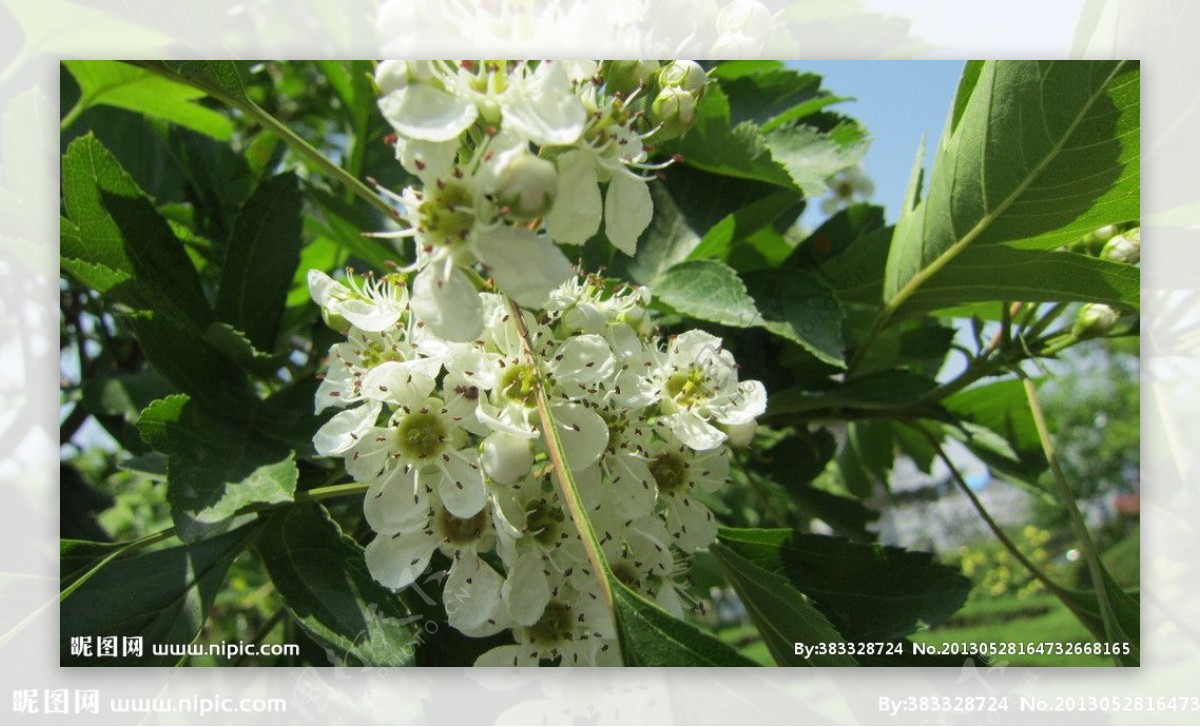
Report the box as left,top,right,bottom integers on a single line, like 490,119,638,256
5,0,1200,723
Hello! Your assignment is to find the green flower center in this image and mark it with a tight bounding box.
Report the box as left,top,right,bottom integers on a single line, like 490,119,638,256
419,181,475,246
499,363,539,409
439,508,489,545
664,367,709,409
598,410,628,452
528,601,574,646
360,345,407,370
649,453,688,494
395,412,446,461
526,498,566,546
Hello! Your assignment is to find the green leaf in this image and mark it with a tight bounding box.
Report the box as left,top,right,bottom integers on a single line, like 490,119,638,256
60,539,127,591
664,85,796,189
767,369,939,418
61,524,259,666
711,542,857,666
894,246,1140,319
654,260,846,366
1057,574,1140,666
256,505,420,666
787,203,886,270
944,379,1044,460
711,62,847,132
612,580,758,666
61,134,212,328
62,60,233,140
884,61,1139,311
763,120,869,198
201,322,289,378
138,395,297,542
153,61,250,103
759,428,879,541
214,172,303,350
843,420,894,495
717,528,972,642
654,259,759,328
81,370,176,423
129,312,256,410
743,269,846,367
687,190,802,265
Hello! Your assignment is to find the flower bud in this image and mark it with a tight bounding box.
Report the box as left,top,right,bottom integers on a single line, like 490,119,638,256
605,60,660,97
496,153,558,219
481,431,534,484
374,60,435,95
562,304,605,336
321,307,352,335
1072,303,1121,340
722,419,757,448
1101,228,1139,265
649,86,699,143
1076,223,1121,255
658,61,707,94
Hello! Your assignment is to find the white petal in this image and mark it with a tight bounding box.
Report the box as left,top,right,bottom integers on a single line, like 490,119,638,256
312,401,381,455
314,361,356,412
394,136,459,181
603,173,652,256
655,582,685,619
665,495,718,552
333,297,402,332
379,84,477,142
364,531,436,589
359,360,437,409
607,452,658,520
545,149,601,245
474,228,574,309
718,380,768,424
551,402,608,471
364,467,427,535
502,63,587,146
665,410,727,451
481,431,534,485
474,644,537,667
411,265,483,343
307,269,345,308
502,552,551,626
669,329,725,366
446,555,504,631
438,450,487,517
476,401,539,440
548,334,614,389
344,429,392,482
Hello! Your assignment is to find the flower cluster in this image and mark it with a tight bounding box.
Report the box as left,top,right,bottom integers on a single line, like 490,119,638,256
370,60,707,343
309,269,765,666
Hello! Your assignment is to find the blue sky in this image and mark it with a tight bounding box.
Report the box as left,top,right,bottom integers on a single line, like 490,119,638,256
788,60,966,226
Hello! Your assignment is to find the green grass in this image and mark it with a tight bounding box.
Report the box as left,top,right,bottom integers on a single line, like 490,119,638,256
912,593,1114,666
715,529,1140,667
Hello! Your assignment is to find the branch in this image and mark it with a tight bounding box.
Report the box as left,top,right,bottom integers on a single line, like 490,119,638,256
1021,376,1121,645
505,296,615,618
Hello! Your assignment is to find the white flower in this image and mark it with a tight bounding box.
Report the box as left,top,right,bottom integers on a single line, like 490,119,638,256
645,433,729,552
377,60,586,150
364,498,504,633
655,330,767,451
378,152,575,342
544,129,656,255
820,165,875,216
307,269,408,333
603,516,675,602
474,572,616,666
343,366,487,518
